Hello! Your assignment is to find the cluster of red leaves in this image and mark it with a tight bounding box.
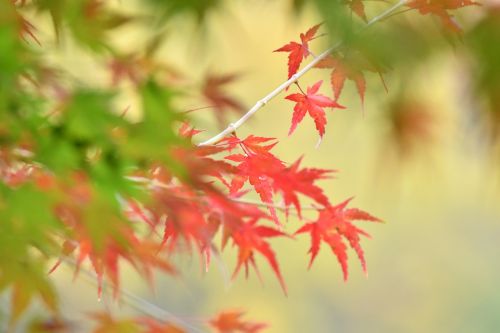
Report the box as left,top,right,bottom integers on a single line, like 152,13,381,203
80,127,378,297
274,26,383,139
49,172,177,299
274,13,473,139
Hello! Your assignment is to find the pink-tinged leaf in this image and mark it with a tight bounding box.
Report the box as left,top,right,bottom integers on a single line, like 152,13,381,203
275,157,333,218
285,80,345,138
231,220,289,295
295,199,381,279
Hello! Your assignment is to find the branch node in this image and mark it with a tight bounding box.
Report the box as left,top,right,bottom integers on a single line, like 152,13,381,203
228,123,237,133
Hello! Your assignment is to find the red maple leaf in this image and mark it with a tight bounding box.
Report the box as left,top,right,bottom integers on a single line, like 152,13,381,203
231,219,289,295
285,80,345,138
274,24,322,79
210,310,268,333
202,73,246,128
274,157,333,219
223,136,285,224
294,198,381,280
227,152,285,224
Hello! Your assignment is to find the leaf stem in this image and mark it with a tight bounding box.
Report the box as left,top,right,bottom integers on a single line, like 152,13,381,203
196,0,409,146
295,82,306,95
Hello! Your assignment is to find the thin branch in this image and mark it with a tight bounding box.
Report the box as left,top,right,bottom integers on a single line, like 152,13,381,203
197,0,409,147
126,176,319,213
230,197,318,213
62,258,206,333
182,105,216,114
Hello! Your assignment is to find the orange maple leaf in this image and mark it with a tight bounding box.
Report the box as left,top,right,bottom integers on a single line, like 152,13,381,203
407,0,480,32
274,24,322,79
210,310,268,333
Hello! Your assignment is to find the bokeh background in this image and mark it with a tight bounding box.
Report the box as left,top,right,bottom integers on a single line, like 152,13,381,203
4,0,500,332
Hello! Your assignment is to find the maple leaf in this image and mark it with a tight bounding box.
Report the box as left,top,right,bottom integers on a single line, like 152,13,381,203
222,136,284,223
202,73,246,128
316,53,387,107
387,97,435,157
274,157,333,218
295,198,381,280
226,152,285,223
274,24,322,79
407,0,480,32
210,310,268,333
285,80,345,138
346,0,368,22
231,219,289,295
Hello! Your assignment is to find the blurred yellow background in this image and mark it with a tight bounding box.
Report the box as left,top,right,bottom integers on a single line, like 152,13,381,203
44,1,500,332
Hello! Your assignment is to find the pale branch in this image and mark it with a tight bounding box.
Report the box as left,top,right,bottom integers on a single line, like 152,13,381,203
196,0,409,147
62,258,206,333
230,197,318,213
126,176,319,212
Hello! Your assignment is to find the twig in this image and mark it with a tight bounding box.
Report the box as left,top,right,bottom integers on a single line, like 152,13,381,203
197,0,409,147
230,197,318,213
62,258,206,333
126,176,319,212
